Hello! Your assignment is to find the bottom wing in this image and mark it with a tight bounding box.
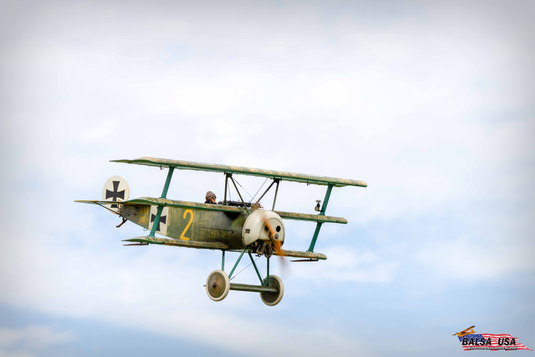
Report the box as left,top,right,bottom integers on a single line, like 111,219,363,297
123,236,229,249
123,236,327,260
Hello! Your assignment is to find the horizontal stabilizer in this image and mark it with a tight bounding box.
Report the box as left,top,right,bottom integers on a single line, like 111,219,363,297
75,200,99,204
111,157,367,188
123,236,229,250
74,200,121,215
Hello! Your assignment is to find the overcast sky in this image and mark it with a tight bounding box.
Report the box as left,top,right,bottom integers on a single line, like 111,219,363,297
1,0,534,356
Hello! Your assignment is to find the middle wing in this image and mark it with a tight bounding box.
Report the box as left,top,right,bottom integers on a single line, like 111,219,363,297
75,197,348,224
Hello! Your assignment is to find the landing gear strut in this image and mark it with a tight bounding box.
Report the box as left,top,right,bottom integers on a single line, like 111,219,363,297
205,250,284,306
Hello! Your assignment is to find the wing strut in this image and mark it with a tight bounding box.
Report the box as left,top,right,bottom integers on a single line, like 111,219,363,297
148,166,175,237
254,179,277,205
228,174,250,214
251,178,281,210
224,173,230,205
272,179,280,210
307,184,333,252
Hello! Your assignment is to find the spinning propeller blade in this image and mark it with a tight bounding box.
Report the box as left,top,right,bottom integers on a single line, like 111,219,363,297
259,209,289,276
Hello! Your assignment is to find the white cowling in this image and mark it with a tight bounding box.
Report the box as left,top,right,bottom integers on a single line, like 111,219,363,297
242,210,285,246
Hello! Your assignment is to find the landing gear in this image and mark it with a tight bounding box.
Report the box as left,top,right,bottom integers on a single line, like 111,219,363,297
204,250,284,306
206,270,230,302
260,275,284,306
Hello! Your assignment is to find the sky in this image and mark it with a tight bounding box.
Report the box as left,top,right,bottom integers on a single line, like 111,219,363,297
1,0,534,356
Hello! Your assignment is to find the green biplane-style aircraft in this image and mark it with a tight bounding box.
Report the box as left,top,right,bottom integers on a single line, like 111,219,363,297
76,157,367,306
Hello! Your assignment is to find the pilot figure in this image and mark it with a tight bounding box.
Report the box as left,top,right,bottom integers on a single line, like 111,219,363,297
205,191,217,204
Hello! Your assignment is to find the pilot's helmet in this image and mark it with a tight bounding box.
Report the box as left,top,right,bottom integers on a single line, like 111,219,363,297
205,191,216,200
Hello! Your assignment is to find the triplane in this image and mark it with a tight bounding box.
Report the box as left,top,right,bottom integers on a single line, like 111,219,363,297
76,157,367,306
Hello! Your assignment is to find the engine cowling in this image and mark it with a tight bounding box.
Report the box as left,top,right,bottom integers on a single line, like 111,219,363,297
242,210,285,246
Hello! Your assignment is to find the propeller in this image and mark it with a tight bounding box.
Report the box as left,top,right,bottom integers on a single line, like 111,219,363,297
259,209,290,277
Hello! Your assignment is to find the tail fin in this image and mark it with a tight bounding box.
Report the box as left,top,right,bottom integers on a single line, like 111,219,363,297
101,175,130,212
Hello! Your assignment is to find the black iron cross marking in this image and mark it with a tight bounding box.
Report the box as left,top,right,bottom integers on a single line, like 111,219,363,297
106,181,125,208
151,213,167,232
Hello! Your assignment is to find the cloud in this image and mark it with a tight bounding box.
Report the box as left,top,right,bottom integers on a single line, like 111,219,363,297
293,246,399,284
83,121,117,140
414,235,535,282
0,325,74,357
0,231,368,357
0,0,534,355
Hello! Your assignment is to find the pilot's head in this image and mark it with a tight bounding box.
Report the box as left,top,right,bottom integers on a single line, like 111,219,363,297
205,191,216,203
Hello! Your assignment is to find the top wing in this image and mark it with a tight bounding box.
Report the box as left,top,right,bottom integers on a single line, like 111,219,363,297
111,157,367,188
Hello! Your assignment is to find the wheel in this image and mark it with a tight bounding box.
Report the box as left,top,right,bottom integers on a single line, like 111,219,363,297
260,275,284,306
206,270,230,302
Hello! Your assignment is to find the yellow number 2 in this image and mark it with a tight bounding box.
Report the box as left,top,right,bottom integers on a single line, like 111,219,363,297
180,209,193,241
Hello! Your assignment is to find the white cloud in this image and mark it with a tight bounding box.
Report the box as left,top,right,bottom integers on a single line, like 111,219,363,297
414,235,535,281
293,246,399,284
83,120,117,140
310,80,351,109
0,234,368,357
133,81,247,116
